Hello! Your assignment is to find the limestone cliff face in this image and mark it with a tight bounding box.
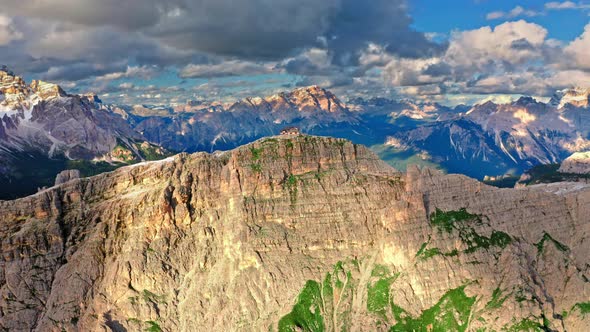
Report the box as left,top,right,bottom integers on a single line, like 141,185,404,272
0,135,589,332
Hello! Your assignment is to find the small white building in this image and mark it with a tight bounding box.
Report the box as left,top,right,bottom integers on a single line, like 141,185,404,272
280,127,300,135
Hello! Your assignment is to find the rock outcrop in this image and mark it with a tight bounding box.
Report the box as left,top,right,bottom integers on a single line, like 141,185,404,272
54,169,81,186
29,80,67,101
0,135,588,331
559,151,590,174
0,67,32,110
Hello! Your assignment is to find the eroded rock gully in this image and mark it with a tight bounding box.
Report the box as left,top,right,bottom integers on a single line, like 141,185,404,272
0,135,588,331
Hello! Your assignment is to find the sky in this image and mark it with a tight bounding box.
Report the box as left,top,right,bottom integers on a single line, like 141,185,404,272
0,0,589,106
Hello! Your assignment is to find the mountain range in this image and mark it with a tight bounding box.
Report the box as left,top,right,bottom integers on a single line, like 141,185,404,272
124,84,590,181
2,66,590,331
2,66,590,198
0,67,170,198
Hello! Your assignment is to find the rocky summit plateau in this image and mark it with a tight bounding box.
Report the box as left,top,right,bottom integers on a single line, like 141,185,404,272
1,135,589,331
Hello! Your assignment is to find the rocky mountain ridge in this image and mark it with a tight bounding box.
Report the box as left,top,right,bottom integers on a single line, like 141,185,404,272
0,66,142,159
4,65,590,195
132,85,360,153
388,94,590,178
0,135,589,331
0,67,171,199
130,86,590,180
550,87,590,109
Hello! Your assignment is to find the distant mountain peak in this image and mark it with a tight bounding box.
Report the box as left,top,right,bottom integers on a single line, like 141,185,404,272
0,68,32,109
30,79,67,100
514,96,539,106
284,85,347,113
0,65,14,76
82,92,102,104
227,85,347,114
550,87,590,109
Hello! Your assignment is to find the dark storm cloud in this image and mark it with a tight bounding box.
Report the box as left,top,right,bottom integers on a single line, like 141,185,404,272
325,0,447,65
1,19,203,81
1,0,168,29
423,62,453,76
148,0,340,60
42,62,127,81
151,0,446,62
3,0,443,63
510,38,535,50
282,57,330,76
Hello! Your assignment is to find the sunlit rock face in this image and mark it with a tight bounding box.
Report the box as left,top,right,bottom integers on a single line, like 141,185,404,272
0,67,32,110
0,135,588,331
559,151,590,174
29,80,67,101
550,87,590,109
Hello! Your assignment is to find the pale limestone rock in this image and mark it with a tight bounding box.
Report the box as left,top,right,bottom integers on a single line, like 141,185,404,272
0,136,588,331
559,151,590,174
29,80,67,100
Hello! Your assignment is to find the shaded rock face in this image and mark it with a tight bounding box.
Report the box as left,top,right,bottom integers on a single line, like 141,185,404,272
0,68,146,162
0,136,589,332
0,69,172,198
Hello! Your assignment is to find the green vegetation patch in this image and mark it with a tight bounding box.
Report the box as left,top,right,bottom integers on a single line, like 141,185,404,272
283,174,299,204
367,266,398,319
250,146,263,161
518,163,590,186
250,163,262,173
247,146,265,172
501,318,544,331
430,208,479,233
66,160,121,177
463,230,512,254
141,289,166,304
278,280,325,332
370,143,445,173
137,142,172,161
280,260,482,332
415,238,459,261
278,261,355,332
534,232,569,254
144,320,162,332
430,209,512,254
485,287,510,310
572,301,590,316
390,285,476,332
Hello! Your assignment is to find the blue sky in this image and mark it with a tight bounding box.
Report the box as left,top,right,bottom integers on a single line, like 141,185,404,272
411,0,589,41
1,0,589,106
